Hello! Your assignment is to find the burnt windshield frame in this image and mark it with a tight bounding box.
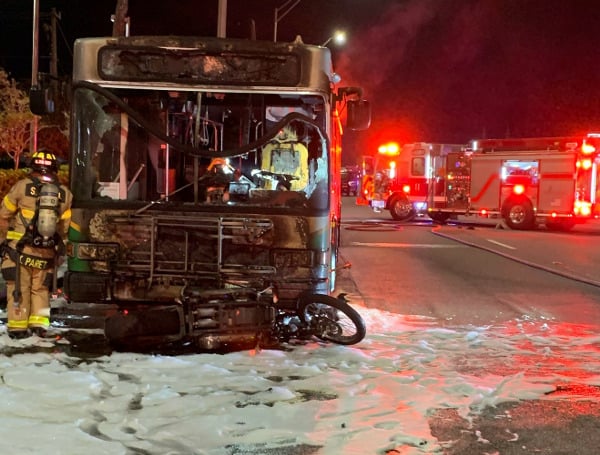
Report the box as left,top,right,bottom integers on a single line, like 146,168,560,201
72,81,326,159
69,84,331,212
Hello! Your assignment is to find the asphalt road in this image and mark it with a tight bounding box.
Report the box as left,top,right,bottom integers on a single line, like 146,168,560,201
341,197,600,286
337,198,600,455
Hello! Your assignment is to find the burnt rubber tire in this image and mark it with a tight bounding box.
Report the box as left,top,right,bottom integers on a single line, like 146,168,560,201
389,196,416,221
298,294,366,345
502,197,535,230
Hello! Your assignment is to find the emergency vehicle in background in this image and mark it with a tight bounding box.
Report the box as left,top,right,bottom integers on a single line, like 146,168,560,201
341,165,361,196
427,134,600,230
358,142,464,220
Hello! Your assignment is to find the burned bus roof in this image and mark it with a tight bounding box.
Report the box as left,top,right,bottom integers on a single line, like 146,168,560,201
73,36,336,94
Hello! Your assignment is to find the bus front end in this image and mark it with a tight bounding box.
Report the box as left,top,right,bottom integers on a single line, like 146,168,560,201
51,36,369,351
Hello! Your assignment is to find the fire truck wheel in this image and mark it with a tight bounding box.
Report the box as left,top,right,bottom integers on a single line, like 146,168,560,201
502,197,535,230
389,196,416,221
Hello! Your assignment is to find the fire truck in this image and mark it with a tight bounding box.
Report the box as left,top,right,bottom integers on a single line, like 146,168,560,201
358,142,464,220
427,134,600,230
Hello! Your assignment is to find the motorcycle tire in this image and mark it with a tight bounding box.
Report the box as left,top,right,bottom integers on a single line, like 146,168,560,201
298,293,366,345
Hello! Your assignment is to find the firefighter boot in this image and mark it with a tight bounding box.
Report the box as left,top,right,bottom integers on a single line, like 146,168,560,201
8,330,31,339
29,327,48,338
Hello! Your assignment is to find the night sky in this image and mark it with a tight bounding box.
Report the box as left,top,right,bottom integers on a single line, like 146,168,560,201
2,0,600,157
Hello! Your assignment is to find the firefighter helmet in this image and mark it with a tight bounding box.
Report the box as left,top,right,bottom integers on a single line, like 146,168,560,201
30,150,58,174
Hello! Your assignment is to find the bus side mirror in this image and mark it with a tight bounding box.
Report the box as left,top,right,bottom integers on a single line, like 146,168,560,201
29,86,55,115
346,99,371,131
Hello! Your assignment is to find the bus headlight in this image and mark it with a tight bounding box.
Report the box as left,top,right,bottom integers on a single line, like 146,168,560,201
70,242,120,261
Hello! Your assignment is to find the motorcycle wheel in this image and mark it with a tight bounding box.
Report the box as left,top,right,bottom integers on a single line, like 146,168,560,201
298,294,366,345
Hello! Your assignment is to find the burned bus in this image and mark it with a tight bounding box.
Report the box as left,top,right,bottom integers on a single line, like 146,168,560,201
36,36,370,350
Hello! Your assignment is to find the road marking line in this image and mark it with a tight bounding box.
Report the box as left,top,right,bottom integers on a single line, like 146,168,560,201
486,239,516,250
350,242,465,248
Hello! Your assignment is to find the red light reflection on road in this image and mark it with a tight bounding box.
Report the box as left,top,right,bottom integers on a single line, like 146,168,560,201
454,319,600,384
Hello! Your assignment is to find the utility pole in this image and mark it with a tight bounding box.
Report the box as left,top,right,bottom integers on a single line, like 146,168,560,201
112,0,129,37
249,19,256,40
217,0,227,38
31,0,40,153
49,8,59,80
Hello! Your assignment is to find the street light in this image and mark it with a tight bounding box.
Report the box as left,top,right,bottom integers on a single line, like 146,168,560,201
322,30,347,47
273,0,302,42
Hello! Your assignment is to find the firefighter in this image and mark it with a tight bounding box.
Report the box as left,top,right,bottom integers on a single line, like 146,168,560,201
0,151,73,339
362,174,374,198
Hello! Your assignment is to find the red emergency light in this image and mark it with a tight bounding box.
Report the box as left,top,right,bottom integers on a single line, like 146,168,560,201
574,200,593,216
389,161,397,178
513,184,526,195
577,158,593,170
581,142,596,155
378,142,400,156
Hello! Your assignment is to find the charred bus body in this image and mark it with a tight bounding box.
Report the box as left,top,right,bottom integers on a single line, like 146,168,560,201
45,36,370,350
